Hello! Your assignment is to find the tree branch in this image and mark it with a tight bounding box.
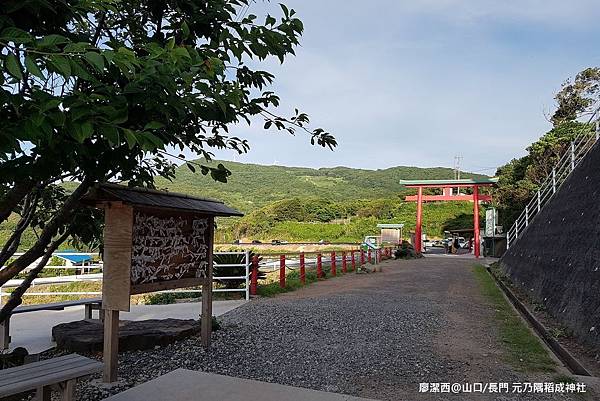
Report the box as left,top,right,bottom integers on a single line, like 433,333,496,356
0,177,93,287
0,231,70,324
0,192,39,268
0,178,38,225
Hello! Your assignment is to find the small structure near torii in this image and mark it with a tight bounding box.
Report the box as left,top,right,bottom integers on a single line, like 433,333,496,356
82,183,242,382
399,178,498,258
376,223,404,244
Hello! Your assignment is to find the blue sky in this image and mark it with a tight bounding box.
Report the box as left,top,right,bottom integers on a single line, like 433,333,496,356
208,0,600,174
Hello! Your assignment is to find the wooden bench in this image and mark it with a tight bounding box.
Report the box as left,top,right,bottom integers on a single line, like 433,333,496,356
0,353,102,401
1,298,102,350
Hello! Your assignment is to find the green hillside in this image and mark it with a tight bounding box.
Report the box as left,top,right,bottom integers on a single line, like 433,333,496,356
155,160,488,243
155,159,488,213
1,160,489,249
223,197,481,243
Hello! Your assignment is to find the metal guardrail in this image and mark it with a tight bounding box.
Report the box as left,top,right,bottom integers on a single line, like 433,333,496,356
506,122,600,249
0,250,252,304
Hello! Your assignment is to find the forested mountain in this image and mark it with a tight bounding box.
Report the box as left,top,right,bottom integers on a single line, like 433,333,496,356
153,160,488,242
155,159,488,213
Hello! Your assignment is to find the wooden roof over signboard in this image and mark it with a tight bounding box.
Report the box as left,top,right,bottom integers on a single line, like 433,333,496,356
82,183,244,217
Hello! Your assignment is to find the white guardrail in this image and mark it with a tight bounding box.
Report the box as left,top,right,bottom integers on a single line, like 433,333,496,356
506,122,599,249
0,250,251,304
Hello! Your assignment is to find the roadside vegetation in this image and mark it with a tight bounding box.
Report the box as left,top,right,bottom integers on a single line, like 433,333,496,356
472,264,556,373
221,197,483,243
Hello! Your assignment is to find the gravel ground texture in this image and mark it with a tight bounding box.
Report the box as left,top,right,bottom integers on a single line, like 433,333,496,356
19,256,596,401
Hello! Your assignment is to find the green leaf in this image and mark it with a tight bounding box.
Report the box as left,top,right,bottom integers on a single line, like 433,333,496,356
39,34,69,47
48,55,71,78
101,125,120,145
5,52,22,80
69,122,92,143
25,55,45,79
265,15,276,26
166,37,175,50
110,108,128,124
64,42,88,53
138,132,164,151
80,121,94,139
144,121,164,130
69,59,94,81
40,99,62,113
84,51,105,71
181,21,190,39
173,47,190,60
0,27,33,44
280,3,290,18
123,129,137,149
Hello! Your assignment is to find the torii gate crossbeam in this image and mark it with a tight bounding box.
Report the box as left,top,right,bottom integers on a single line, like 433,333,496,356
399,178,498,258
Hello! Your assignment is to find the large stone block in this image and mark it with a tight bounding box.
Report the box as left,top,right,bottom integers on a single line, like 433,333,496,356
52,319,201,353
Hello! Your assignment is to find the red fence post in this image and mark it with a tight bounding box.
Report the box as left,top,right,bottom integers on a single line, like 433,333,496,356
279,254,286,288
342,251,347,273
317,253,323,278
360,249,365,265
299,252,306,284
351,251,356,271
250,255,258,295
331,251,336,276
368,249,372,263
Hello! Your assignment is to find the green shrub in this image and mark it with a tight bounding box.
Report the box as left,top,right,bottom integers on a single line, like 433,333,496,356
144,293,178,305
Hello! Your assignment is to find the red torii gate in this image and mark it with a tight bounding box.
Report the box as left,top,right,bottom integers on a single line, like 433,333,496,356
399,178,498,258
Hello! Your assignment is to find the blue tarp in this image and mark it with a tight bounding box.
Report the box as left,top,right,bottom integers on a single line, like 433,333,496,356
55,251,92,264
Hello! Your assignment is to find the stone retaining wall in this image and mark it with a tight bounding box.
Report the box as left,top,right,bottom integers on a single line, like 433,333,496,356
500,141,600,348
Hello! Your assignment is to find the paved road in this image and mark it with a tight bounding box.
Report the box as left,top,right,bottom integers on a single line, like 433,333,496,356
71,256,594,401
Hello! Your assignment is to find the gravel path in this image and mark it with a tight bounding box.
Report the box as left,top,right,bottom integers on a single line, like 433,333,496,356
35,256,594,400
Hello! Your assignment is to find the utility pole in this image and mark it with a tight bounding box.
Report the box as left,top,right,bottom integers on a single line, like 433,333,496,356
453,155,463,180
454,155,463,195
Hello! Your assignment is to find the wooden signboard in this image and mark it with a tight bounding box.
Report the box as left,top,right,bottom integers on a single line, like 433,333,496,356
101,204,215,382
102,207,212,310
84,183,242,383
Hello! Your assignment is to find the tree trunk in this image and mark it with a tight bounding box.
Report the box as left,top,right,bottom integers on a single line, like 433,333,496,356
0,177,93,287
0,192,39,268
0,231,69,323
0,178,37,225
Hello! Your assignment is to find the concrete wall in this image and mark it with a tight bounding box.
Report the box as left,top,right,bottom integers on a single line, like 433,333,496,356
500,141,600,348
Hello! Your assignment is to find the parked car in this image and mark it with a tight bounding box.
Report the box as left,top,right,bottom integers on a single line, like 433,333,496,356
232,239,240,245
251,240,262,244
271,239,282,245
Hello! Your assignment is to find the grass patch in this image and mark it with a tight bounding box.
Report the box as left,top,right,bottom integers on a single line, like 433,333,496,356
4,281,102,305
257,268,334,297
553,374,577,384
472,264,556,373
